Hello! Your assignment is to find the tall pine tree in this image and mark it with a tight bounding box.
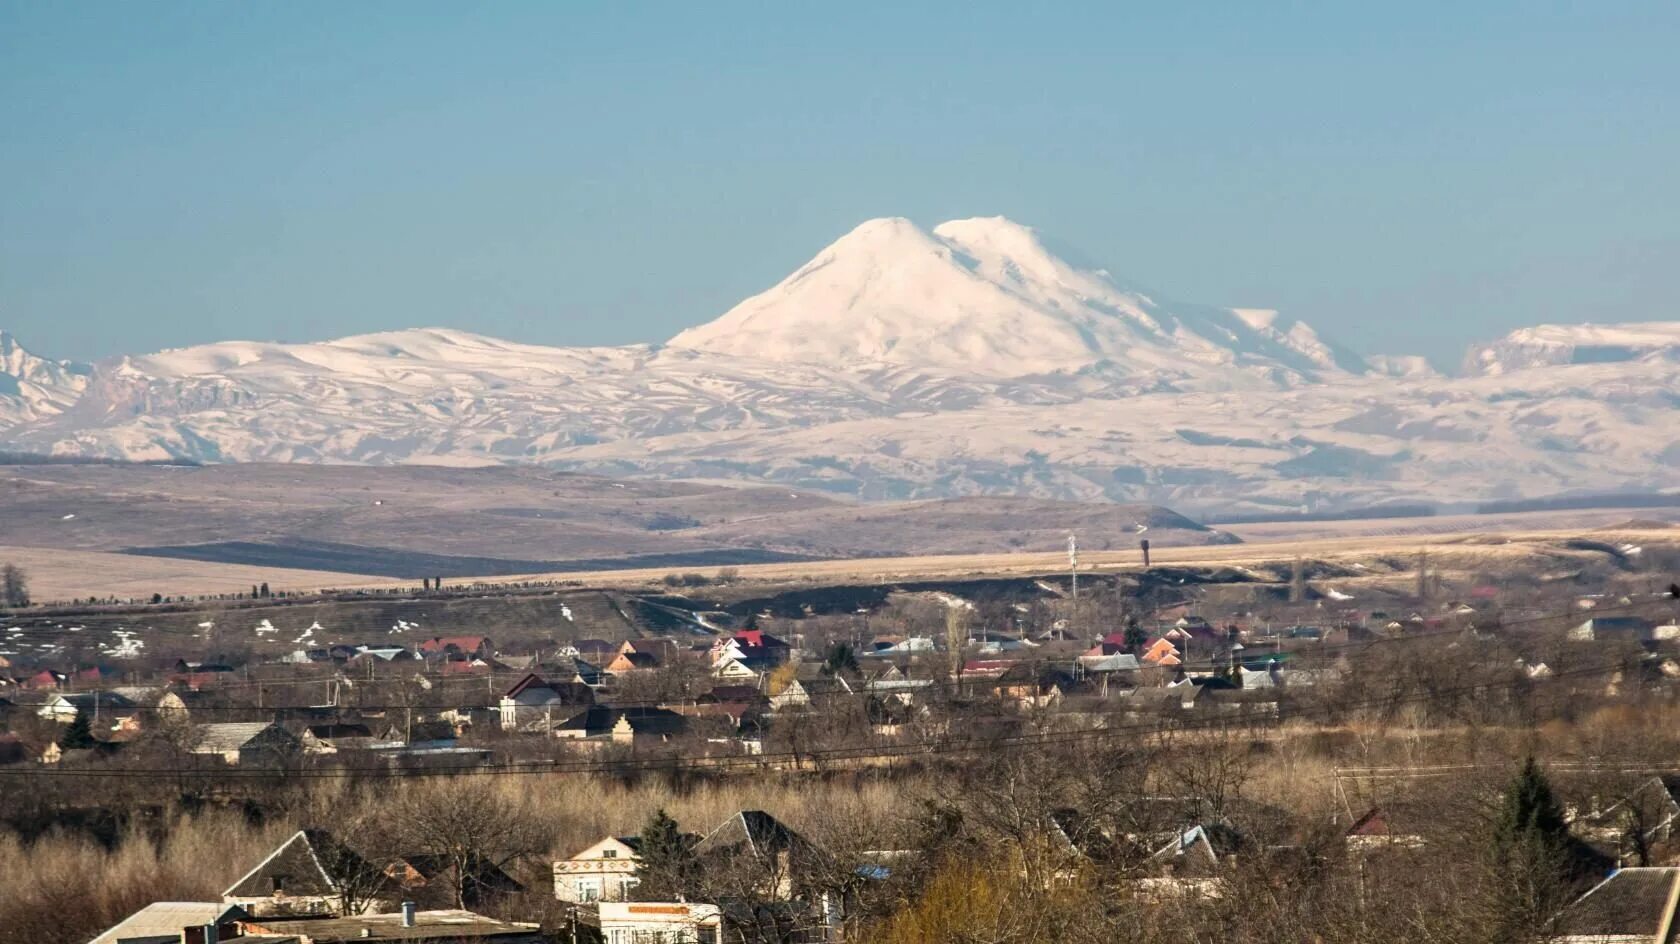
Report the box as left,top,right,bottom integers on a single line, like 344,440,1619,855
1487,757,1578,941
60,709,95,750
632,808,697,901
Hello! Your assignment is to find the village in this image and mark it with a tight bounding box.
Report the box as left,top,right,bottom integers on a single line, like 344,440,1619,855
6,550,1680,943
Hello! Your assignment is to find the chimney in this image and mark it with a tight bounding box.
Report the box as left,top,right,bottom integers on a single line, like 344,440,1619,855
401,902,417,928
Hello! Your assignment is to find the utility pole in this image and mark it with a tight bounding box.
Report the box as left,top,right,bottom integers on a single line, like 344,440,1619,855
1068,534,1079,601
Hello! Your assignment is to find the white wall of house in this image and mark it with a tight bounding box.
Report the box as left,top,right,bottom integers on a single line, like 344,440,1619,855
554,837,642,903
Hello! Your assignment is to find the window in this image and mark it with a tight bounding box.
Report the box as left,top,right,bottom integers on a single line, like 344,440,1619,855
603,849,618,859
575,878,602,902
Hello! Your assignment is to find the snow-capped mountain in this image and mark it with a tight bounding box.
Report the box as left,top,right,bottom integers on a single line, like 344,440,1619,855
3,216,1680,516
671,216,1366,382
1465,322,1680,375
0,332,92,427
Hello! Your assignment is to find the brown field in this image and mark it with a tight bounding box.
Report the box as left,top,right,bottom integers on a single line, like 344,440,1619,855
360,524,1680,595
6,522,1676,604
0,545,401,602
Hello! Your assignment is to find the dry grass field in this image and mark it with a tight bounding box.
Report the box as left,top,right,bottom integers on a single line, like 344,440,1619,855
0,545,402,602
368,523,1680,597
4,521,1674,604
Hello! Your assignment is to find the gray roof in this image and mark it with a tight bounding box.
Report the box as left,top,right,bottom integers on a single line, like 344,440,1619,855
90,902,246,944
224,829,377,900
693,810,804,859
189,721,290,752
1556,867,1680,938
248,909,542,942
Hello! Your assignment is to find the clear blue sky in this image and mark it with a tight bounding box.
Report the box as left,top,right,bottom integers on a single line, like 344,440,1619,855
2,2,1675,367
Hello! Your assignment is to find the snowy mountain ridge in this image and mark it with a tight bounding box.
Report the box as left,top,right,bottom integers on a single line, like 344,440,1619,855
4,216,1680,516
670,216,1365,382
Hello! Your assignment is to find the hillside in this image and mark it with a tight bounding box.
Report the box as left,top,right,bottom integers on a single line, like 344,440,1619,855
0,463,1230,581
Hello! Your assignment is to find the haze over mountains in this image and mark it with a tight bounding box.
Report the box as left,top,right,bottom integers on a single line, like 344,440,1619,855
5,216,1680,517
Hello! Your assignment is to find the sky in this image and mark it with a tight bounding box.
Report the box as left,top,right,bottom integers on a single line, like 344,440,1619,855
1,2,1676,368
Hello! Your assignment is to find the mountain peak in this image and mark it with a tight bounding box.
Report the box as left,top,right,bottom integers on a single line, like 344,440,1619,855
668,216,1357,382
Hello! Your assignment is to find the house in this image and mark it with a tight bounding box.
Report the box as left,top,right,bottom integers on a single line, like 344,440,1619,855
1134,823,1241,898
73,665,124,686
994,663,1076,710
89,902,248,944
419,636,493,658
570,639,619,662
223,829,387,918
972,631,1036,654
157,689,212,721
22,668,65,690
605,650,660,674
691,810,815,901
1344,807,1426,851
711,631,792,669
382,857,524,909
566,658,610,689
1578,777,1680,858
38,690,137,723
1548,866,1680,942
375,720,457,750
553,706,688,744
1141,638,1182,667
862,674,933,708
712,654,774,683
498,673,594,731
598,902,722,944
187,722,302,766
769,667,853,711
1238,662,1282,690
863,636,935,657
554,835,647,903
245,908,544,943
1569,617,1655,643
351,645,419,664
300,724,376,754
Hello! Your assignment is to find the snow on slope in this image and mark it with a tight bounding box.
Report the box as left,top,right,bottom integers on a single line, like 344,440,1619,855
1466,322,1680,375
670,216,1364,382
5,217,1680,515
0,331,92,426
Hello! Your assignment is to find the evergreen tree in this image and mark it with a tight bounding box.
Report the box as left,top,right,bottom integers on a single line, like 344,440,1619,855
1,563,29,607
1487,757,1576,940
1122,617,1148,654
631,808,697,901
260,582,270,598
60,709,95,750
823,642,860,677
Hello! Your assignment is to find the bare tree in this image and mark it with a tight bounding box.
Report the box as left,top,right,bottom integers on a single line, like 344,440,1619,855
388,778,551,909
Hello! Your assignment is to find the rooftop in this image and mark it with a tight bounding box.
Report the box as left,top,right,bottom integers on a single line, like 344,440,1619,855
247,910,541,943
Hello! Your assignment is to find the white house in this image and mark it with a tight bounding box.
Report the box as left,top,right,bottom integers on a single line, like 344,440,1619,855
554,835,642,903
598,902,722,944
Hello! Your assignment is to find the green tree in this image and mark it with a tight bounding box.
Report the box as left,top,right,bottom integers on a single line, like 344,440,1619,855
1122,617,1147,654
2,563,29,607
823,642,860,677
60,710,95,750
631,808,697,901
1487,757,1576,942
